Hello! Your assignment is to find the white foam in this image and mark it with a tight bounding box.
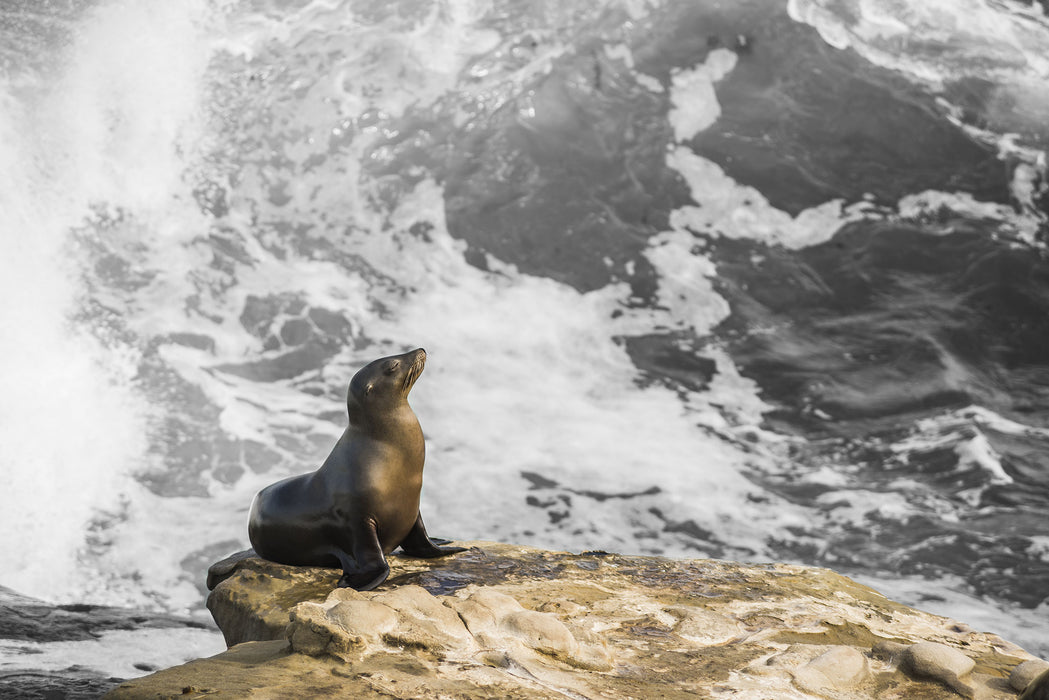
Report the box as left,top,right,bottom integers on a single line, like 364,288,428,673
665,146,874,249
895,405,1049,474
954,405,1049,438
954,433,1012,485
813,486,920,525
788,0,1049,86
1029,537,1049,561
643,230,730,332
222,0,503,123
897,189,1042,241
668,48,737,141
786,0,852,50
603,42,635,69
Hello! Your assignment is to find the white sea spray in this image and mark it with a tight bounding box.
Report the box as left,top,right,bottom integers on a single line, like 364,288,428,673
0,0,215,605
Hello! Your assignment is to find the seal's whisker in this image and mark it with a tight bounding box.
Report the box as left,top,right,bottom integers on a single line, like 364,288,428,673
402,356,424,396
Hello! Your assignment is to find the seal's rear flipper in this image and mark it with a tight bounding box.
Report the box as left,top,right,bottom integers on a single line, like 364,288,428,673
206,548,258,590
399,512,467,558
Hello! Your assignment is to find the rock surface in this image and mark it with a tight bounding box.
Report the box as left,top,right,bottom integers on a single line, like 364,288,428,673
1015,660,1049,692
107,541,1045,699
904,641,979,698
1021,667,1049,700
0,585,208,643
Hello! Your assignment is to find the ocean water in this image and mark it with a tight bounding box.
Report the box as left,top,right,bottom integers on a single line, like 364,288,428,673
2,0,1049,684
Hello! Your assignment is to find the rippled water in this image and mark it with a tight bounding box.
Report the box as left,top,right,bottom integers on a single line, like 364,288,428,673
1,0,1048,679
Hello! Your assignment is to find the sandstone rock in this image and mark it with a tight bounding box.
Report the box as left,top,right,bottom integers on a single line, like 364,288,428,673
537,599,587,616
107,541,1044,699
793,645,870,695
502,608,578,655
872,639,909,661
456,588,522,627
668,605,741,645
325,599,399,639
903,641,977,698
371,585,474,652
1021,667,1049,700
448,586,613,671
286,599,357,660
206,553,337,646
1014,660,1049,692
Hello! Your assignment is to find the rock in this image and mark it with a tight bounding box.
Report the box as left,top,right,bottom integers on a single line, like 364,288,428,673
1021,667,1049,700
793,645,870,695
106,541,1044,699
325,599,399,639
455,586,614,669
905,641,976,678
668,605,741,645
1014,660,1049,692
0,585,206,643
371,585,475,652
902,641,977,698
278,581,610,673
0,667,126,700
286,597,400,662
206,553,339,646
872,639,909,661
537,599,587,616
455,588,522,635
502,608,579,657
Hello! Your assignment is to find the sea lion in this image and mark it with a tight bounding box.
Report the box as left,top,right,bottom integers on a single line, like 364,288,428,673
248,347,464,590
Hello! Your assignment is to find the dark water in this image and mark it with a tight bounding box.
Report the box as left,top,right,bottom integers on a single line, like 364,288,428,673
717,223,1049,602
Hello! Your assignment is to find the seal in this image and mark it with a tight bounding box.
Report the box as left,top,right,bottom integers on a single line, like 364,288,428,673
247,347,464,590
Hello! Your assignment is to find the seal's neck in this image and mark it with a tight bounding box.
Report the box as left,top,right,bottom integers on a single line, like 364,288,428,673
347,399,419,439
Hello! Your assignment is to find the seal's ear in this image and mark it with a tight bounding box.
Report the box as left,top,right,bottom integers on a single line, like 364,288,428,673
365,383,373,397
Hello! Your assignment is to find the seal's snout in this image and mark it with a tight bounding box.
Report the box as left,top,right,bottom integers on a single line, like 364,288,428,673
401,348,427,396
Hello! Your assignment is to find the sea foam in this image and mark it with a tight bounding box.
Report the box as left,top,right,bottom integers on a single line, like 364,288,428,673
0,0,217,605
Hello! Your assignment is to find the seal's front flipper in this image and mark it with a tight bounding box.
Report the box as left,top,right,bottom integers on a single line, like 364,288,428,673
334,523,390,591
399,512,467,558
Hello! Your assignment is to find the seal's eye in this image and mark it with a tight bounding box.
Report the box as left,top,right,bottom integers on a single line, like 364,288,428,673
384,361,400,375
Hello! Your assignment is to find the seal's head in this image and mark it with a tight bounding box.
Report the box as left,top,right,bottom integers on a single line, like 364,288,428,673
347,348,426,421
